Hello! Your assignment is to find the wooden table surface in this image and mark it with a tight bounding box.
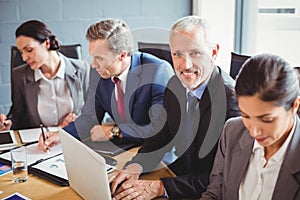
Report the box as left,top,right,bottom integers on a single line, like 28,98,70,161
0,132,175,199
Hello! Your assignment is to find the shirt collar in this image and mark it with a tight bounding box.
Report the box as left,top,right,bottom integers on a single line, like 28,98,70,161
34,55,65,81
187,79,208,100
111,63,130,84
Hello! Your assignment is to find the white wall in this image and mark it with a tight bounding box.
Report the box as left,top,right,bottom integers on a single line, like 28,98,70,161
193,0,236,73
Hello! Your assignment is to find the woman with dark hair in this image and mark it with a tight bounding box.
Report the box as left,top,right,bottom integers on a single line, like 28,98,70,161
0,20,90,130
201,54,300,200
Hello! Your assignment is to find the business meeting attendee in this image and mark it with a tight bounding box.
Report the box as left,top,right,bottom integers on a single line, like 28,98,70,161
201,54,300,200
0,20,90,132
109,15,240,200
38,18,174,151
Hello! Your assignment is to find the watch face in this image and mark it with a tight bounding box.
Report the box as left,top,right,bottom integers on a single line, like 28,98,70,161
111,126,120,137
112,126,119,133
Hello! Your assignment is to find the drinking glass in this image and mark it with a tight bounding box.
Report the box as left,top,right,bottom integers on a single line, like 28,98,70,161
10,146,28,183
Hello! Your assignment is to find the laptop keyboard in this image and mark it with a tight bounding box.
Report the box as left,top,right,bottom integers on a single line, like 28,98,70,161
98,153,117,166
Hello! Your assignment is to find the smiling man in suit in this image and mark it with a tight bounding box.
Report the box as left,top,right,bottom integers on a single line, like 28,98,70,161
109,15,240,200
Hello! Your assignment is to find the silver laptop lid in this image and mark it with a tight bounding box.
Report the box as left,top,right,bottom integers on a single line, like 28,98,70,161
58,128,111,200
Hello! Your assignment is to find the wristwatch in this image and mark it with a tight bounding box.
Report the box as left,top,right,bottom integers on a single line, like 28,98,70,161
110,125,121,138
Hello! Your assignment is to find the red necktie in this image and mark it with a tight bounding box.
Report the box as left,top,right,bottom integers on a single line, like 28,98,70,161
113,77,125,121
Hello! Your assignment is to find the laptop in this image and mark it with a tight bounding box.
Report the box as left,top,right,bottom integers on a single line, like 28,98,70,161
58,128,112,200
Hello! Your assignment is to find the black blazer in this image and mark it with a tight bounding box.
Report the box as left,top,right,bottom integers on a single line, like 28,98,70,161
128,66,240,199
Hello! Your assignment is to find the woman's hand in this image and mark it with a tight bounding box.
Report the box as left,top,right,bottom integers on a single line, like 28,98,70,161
59,113,77,127
0,114,12,131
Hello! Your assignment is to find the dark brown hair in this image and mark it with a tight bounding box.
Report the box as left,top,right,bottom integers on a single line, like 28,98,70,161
15,20,60,50
235,53,299,111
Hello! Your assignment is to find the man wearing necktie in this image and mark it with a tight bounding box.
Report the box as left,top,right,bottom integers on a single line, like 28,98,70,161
38,19,174,150
85,19,174,143
109,16,240,199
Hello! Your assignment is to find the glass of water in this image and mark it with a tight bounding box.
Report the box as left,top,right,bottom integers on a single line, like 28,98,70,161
10,146,28,183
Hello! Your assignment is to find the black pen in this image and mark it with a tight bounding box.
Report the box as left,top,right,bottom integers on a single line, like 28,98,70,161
40,124,50,154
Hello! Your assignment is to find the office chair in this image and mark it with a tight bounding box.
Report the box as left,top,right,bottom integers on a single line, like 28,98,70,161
229,52,251,80
10,44,82,69
138,42,173,66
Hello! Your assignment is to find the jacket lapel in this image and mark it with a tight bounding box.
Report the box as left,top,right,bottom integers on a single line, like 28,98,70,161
63,55,79,113
227,130,253,199
124,52,142,116
272,116,300,200
24,67,41,126
197,67,228,158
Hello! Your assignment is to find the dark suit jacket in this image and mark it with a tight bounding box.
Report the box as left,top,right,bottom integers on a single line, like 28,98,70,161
68,51,174,142
127,66,240,199
8,53,90,130
201,116,300,200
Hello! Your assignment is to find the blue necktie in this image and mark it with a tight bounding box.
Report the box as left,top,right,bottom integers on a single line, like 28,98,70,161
163,92,199,165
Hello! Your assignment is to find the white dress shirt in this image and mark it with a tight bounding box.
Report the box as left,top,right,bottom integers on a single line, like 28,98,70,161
35,56,73,126
239,117,296,200
112,65,130,96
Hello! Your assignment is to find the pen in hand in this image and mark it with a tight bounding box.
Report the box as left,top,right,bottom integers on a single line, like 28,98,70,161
0,115,10,129
40,124,50,154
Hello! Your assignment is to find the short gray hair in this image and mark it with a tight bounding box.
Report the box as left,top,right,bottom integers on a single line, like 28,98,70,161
170,15,211,44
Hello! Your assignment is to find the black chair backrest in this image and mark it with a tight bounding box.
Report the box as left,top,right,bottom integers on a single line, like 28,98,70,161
229,52,251,80
138,42,173,66
10,44,82,69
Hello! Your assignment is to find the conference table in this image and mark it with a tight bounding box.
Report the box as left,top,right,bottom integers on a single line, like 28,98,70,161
0,131,175,199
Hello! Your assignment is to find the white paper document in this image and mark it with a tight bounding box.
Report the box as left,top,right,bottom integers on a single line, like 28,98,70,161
0,143,62,166
32,154,68,180
18,127,58,143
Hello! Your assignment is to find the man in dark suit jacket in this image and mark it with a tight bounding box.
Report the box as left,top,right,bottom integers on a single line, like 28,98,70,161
38,19,174,151
109,16,240,200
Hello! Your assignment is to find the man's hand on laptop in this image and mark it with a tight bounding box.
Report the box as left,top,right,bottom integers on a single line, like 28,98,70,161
112,179,165,200
38,131,60,152
109,163,142,195
90,125,114,141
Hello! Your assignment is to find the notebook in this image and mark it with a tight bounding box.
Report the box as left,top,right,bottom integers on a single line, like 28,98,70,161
58,128,112,200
